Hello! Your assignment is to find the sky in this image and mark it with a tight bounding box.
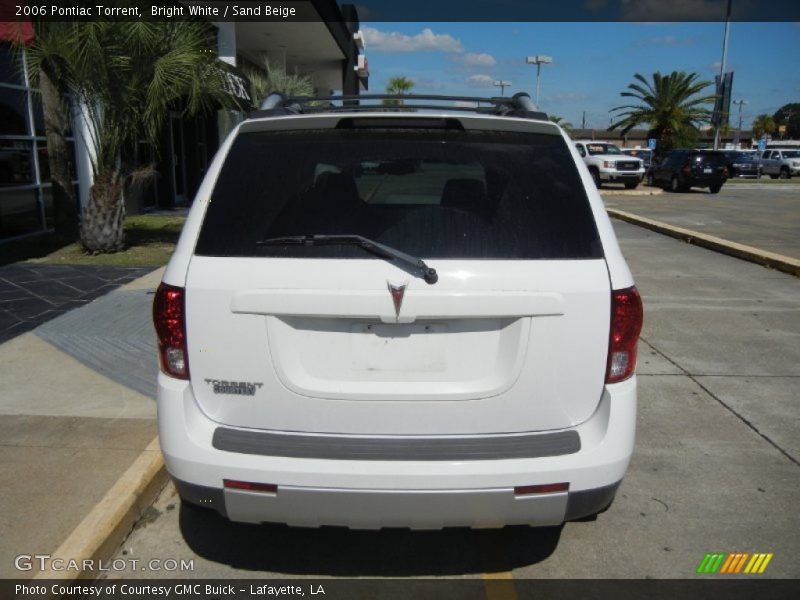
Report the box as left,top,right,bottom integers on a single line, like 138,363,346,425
361,22,800,130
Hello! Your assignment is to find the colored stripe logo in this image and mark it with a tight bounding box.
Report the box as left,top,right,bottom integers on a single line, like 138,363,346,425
696,552,773,574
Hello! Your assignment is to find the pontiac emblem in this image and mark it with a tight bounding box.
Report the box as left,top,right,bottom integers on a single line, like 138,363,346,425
387,281,407,318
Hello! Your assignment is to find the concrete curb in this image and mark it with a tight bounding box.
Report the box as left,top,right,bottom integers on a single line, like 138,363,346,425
600,186,663,196
33,437,167,581
608,208,800,277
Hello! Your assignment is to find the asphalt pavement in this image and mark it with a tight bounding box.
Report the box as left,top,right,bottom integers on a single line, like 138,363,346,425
2,183,797,584
603,184,800,259
106,219,800,580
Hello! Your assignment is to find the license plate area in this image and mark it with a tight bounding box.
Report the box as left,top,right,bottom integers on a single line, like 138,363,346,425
703,168,712,174
351,321,447,372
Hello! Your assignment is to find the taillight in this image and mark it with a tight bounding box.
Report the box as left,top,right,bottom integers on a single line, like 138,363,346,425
681,162,692,175
153,283,189,379
722,166,729,178
606,286,643,384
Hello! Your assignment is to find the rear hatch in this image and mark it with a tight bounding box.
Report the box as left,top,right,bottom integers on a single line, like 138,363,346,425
185,119,611,435
687,151,727,182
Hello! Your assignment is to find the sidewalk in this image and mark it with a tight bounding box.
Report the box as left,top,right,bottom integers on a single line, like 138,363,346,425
0,267,164,579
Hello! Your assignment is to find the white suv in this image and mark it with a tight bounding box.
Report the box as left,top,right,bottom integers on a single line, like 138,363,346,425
574,141,645,189
153,93,643,529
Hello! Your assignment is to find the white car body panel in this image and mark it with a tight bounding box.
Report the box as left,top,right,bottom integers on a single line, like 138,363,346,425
156,110,639,528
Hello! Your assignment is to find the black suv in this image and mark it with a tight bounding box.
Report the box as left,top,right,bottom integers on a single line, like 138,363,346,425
650,149,728,193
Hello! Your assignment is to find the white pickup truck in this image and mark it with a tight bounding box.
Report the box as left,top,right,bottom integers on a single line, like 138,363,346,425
574,141,645,189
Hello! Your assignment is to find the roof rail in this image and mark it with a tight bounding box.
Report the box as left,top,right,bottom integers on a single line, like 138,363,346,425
251,92,548,121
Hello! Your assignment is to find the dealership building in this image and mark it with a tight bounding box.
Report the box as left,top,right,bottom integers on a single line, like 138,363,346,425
0,1,368,241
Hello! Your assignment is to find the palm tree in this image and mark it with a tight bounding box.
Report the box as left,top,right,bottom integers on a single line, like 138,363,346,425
752,114,776,139
609,71,715,157
548,115,573,135
244,59,314,107
26,22,240,253
383,76,414,106
20,22,79,239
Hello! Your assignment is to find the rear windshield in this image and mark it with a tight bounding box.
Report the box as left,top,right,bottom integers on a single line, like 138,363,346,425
690,152,726,165
195,128,602,259
586,143,622,155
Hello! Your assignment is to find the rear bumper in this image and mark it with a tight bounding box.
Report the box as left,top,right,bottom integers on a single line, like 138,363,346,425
158,373,637,528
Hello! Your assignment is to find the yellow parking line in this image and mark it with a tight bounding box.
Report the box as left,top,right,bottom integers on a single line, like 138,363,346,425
483,571,517,600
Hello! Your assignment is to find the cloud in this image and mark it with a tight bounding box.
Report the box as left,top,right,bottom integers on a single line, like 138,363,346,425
466,74,495,88
456,52,497,67
635,35,696,47
362,27,464,53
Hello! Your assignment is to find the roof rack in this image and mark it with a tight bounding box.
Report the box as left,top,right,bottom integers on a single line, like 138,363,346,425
249,92,549,121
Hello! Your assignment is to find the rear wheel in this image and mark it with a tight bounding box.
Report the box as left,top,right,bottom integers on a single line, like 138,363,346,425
779,167,790,179
709,184,722,194
590,168,601,188
670,175,682,192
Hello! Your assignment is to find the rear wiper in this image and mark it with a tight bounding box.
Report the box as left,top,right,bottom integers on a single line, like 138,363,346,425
256,234,438,284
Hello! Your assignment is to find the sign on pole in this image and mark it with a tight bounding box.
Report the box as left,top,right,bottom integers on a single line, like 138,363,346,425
758,138,767,151
647,138,657,150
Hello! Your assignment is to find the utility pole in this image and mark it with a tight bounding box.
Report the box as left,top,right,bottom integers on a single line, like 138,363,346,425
493,80,512,96
732,99,746,148
581,111,586,129
713,0,733,150
525,55,552,107
733,99,747,145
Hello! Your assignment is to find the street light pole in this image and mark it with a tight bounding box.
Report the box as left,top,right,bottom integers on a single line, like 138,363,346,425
713,0,733,150
493,80,512,96
525,55,552,107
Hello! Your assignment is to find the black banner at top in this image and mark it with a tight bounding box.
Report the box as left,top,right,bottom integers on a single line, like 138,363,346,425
2,0,800,22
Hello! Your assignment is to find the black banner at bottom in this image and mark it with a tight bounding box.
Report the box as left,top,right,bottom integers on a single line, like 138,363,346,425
3,579,799,600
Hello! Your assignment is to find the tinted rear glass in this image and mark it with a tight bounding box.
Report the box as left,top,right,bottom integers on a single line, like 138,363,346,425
690,152,726,165
195,128,602,259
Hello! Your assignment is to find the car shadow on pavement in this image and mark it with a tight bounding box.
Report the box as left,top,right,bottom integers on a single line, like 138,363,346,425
178,503,563,576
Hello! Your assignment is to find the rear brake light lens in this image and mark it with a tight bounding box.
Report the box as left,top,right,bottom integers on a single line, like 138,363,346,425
223,479,278,494
682,162,692,175
514,482,569,495
606,286,643,384
153,283,189,379
722,166,729,178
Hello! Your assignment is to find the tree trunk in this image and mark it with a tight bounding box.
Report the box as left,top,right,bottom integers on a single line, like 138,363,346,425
80,169,125,253
40,69,79,239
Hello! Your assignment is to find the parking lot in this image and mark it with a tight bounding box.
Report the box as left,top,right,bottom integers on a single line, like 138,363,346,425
106,200,800,580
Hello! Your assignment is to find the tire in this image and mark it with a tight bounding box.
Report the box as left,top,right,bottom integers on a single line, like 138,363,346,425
590,168,601,188
624,181,639,190
670,175,682,192
779,167,790,179
709,184,722,194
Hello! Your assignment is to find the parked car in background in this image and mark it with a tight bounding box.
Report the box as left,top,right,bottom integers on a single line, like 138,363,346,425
721,150,761,179
574,141,644,189
621,148,653,170
760,149,800,179
650,149,728,193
